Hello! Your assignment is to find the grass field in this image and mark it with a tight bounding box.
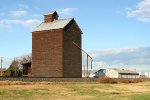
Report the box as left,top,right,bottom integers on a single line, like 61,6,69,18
0,81,150,100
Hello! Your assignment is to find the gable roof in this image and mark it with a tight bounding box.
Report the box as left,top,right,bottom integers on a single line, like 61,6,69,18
22,61,31,65
32,18,73,32
44,11,56,15
114,69,139,75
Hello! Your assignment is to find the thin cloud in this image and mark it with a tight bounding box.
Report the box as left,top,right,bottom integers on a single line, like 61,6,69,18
10,10,27,17
0,19,41,28
18,4,29,9
58,8,78,16
88,47,150,71
90,47,150,66
127,0,150,22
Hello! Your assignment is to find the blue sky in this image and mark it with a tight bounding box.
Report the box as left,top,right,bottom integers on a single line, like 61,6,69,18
0,0,150,71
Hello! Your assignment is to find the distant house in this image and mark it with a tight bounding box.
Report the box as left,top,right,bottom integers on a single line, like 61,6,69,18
94,69,106,78
139,74,145,78
92,68,139,78
105,69,139,78
144,72,150,78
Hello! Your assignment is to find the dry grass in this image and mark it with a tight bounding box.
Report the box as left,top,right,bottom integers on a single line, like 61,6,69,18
117,78,142,83
96,77,142,84
0,81,150,100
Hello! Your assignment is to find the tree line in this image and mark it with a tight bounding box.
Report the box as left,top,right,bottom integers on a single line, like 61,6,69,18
2,54,31,77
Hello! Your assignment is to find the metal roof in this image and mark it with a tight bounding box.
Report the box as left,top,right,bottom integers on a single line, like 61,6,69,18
32,18,73,32
44,11,55,15
114,69,139,74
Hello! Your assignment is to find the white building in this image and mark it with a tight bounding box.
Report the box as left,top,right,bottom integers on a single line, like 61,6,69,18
93,68,139,78
105,69,139,78
94,69,106,78
144,72,150,78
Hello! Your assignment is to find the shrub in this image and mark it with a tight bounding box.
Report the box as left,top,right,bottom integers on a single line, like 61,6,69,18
3,68,22,77
119,78,130,83
119,78,142,83
96,77,117,84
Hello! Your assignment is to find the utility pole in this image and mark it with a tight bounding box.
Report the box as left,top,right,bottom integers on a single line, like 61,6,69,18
0,57,3,76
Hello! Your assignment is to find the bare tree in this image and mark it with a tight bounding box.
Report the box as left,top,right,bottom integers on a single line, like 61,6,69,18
9,59,20,69
20,53,32,64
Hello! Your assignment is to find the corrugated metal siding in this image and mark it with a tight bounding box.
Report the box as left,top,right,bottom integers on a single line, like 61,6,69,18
115,69,139,75
119,74,139,78
32,18,73,32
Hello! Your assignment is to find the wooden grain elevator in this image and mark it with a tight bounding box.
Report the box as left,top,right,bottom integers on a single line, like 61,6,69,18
31,11,82,77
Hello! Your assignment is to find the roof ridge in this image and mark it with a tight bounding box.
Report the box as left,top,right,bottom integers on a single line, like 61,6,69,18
44,11,56,15
32,18,73,32
53,18,73,22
